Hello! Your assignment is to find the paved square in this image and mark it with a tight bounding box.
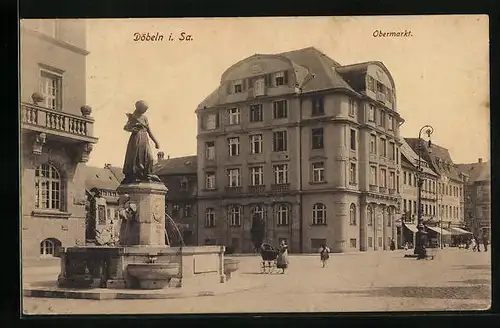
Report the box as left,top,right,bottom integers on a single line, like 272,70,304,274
23,248,491,314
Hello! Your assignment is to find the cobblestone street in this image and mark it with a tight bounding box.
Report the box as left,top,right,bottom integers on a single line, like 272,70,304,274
23,248,491,314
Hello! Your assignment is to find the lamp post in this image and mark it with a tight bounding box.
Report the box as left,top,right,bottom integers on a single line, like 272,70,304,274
415,125,434,259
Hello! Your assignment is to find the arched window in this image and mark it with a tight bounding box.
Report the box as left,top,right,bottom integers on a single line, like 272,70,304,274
228,205,241,227
252,204,265,220
312,203,326,225
349,204,357,225
205,208,216,227
35,163,63,210
367,205,374,226
40,238,61,257
276,204,289,226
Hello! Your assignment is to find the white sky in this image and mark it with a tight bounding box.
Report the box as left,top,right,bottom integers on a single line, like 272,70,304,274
85,16,490,168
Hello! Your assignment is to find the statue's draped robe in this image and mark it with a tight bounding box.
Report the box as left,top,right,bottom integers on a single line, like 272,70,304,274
123,114,154,182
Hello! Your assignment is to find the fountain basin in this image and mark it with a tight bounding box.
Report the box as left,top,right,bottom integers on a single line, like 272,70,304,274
127,262,180,289
224,258,239,280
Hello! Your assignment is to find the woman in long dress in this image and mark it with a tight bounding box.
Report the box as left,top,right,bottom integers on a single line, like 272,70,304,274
276,240,289,274
122,100,161,183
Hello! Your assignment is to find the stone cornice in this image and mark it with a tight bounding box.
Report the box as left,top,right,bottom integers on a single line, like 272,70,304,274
22,27,90,56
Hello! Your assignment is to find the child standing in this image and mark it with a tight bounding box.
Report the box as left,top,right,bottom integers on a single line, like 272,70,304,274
319,244,330,268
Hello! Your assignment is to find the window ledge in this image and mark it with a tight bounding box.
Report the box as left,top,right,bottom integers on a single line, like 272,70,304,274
32,209,71,219
204,226,216,229
311,224,327,227
202,188,218,192
310,181,327,185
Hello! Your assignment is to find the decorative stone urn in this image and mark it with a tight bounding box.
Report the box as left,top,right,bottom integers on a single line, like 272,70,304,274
31,92,44,105
223,258,240,280
127,262,180,290
80,105,92,117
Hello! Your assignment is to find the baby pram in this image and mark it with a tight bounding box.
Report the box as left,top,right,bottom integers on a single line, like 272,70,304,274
259,243,279,274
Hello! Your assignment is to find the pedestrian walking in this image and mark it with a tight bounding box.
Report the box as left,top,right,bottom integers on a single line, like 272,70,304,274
319,244,330,268
276,240,289,274
483,236,488,252
470,238,477,252
390,238,396,251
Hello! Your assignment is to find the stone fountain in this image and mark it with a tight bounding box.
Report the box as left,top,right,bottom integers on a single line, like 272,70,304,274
56,100,231,290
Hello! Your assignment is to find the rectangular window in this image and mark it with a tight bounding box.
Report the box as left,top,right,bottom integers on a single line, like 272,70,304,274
389,142,395,160
250,104,263,122
312,162,325,183
380,168,387,187
228,206,241,227
273,131,288,152
413,201,417,214
250,166,264,186
389,172,395,189
205,141,215,160
203,113,218,130
312,128,324,149
205,209,216,227
350,238,357,248
228,137,240,156
349,98,357,116
403,199,407,212
370,166,377,185
368,105,375,122
349,163,357,184
228,108,240,125
273,164,289,184
233,81,243,93
368,237,373,248
275,71,288,86
367,76,375,92
40,69,62,110
350,129,356,151
404,172,407,184
312,97,324,116
227,168,240,187
388,116,393,131
397,175,400,193
98,205,106,224
273,100,288,119
370,135,377,154
205,172,216,190
380,139,387,157
379,110,385,128
250,134,263,154
378,237,383,247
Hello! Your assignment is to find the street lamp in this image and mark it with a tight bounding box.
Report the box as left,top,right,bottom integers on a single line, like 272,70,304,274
415,125,434,259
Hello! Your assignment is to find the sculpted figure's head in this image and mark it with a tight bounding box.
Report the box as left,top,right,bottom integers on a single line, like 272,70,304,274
135,100,149,114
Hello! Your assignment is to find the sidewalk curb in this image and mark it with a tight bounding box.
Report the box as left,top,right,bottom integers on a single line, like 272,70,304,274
23,280,267,300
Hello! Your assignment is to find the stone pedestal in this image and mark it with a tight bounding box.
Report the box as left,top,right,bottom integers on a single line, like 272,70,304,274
116,182,168,246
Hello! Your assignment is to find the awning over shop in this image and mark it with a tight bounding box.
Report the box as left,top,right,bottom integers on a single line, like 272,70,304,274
451,227,473,235
426,226,452,235
403,223,418,233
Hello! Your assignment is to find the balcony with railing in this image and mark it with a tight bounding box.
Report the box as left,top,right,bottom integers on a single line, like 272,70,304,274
21,102,98,143
369,185,379,193
271,183,290,192
248,185,266,194
379,186,387,194
389,188,396,195
225,186,243,195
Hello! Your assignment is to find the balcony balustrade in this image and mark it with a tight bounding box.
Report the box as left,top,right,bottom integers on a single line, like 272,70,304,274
271,183,290,192
21,102,97,143
369,185,378,193
379,186,387,194
389,188,396,195
225,186,243,195
248,185,266,194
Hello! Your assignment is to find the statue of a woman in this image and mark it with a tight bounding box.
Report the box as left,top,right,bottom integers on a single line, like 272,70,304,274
122,100,162,183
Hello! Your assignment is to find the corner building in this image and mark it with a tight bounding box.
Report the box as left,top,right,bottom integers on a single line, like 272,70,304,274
196,47,403,253
20,20,97,259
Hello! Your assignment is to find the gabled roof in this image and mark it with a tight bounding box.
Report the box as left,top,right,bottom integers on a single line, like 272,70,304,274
405,138,461,181
399,138,437,176
104,164,125,183
84,166,121,191
456,161,490,183
153,155,197,176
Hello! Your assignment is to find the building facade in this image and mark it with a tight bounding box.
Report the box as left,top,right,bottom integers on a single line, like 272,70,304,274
398,138,439,247
405,139,464,230
21,19,98,259
195,47,404,253
84,165,122,244
153,153,198,246
456,159,491,240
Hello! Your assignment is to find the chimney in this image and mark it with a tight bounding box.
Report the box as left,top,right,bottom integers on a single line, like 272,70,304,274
157,151,165,161
478,158,483,163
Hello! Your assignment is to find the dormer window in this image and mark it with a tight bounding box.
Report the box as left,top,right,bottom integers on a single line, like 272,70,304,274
180,177,189,191
234,82,243,93
275,71,288,86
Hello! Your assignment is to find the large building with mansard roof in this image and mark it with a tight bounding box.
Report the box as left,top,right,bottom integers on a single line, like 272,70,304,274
195,47,404,253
